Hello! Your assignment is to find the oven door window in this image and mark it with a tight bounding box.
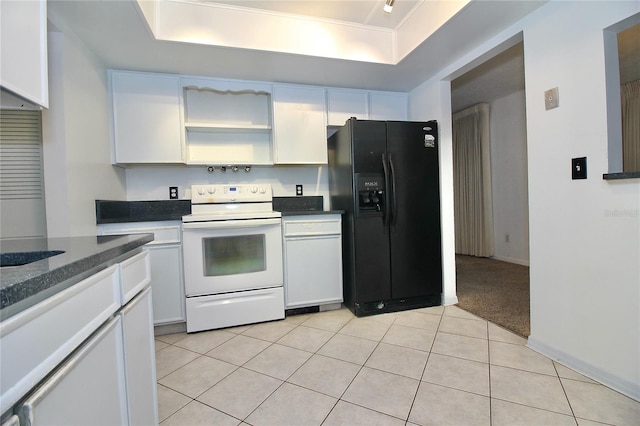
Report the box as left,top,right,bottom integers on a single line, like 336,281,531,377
202,234,266,276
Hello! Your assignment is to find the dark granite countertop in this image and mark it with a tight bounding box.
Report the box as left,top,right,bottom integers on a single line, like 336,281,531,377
0,234,153,321
94,197,343,224
96,200,191,224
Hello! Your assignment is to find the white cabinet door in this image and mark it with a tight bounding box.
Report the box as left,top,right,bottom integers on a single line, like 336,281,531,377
17,317,128,426
369,91,408,121
273,84,327,164
327,89,368,126
283,215,343,308
119,287,159,426
0,0,48,108
148,244,186,324
110,71,184,164
99,222,185,325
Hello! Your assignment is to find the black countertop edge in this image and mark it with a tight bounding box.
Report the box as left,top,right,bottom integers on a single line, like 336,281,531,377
603,172,640,180
97,215,186,224
0,234,153,321
95,197,342,222
96,199,191,224
281,210,344,216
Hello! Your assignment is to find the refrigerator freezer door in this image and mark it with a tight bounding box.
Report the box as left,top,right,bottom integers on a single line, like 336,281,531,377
350,120,392,306
386,121,442,299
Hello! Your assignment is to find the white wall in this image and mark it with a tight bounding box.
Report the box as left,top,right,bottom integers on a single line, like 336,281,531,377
490,90,529,265
409,0,640,400
125,165,330,208
42,29,126,237
408,80,458,306
523,1,639,400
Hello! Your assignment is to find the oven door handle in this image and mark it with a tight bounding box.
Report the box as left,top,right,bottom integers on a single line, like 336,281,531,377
182,218,281,230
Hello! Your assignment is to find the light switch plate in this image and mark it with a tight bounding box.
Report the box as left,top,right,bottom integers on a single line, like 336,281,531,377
572,157,587,180
545,87,559,110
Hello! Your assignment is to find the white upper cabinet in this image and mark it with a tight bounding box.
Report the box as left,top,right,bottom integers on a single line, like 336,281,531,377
109,71,184,164
0,0,48,108
180,77,273,165
107,69,409,165
273,84,327,164
369,91,408,121
326,89,369,126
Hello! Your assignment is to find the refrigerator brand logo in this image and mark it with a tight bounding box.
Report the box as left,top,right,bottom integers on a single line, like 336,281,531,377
424,134,435,148
365,181,379,186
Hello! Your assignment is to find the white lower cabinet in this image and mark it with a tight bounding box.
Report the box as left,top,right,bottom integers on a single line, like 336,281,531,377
283,215,343,308
16,317,129,425
99,221,185,325
5,251,157,426
147,244,185,324
119,287,158,425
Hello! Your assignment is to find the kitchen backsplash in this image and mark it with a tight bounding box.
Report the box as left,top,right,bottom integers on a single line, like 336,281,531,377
124,165,331,209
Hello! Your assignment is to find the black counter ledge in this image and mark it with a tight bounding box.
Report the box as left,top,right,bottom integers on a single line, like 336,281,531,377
96,199,191,224
273,196,343,216
0,234,153,321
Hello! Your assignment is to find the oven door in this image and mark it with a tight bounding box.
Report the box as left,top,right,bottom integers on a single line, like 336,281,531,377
182,218,283,296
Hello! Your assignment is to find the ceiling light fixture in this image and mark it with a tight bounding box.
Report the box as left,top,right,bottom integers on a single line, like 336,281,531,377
383,0,395,13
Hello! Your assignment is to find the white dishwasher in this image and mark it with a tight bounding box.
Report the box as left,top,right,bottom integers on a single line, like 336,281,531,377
282,214,343,309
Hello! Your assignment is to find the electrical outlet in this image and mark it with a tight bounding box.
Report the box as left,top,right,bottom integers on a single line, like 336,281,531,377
169,186,178,199
296,184,303,196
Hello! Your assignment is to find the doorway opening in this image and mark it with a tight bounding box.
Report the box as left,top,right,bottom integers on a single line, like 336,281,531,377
450,41,530,337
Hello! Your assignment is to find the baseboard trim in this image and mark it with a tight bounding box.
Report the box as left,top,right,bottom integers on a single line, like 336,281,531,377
527,336,640,401
154,322,187,336
491,255,530,266
443,294,459,305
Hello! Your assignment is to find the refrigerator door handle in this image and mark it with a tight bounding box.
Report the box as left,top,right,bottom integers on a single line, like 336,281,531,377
382,153,390,231
389,153,398,228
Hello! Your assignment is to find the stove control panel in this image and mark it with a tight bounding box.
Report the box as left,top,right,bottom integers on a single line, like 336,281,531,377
191,184,272,204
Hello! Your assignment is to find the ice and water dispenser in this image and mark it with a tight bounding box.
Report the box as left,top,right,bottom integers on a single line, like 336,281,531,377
356,173,385,215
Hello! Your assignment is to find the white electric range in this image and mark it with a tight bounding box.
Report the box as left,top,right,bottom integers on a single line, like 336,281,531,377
182,184,283,332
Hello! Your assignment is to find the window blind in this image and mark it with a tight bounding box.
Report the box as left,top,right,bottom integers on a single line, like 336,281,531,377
0,110,43,200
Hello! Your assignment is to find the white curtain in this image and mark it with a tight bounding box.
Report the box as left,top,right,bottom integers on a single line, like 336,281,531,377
453,103,495,257
621,80,640,172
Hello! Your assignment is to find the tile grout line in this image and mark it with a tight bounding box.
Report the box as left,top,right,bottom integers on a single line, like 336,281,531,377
319,312,390,424
552,360,579,424
405,307,445,425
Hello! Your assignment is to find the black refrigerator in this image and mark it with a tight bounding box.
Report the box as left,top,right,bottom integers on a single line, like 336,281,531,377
328,118,442,316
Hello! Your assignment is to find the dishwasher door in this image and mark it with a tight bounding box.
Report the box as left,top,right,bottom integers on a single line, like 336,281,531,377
283,215,343,309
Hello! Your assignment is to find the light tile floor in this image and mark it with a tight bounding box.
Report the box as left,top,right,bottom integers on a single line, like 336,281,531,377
155,305,640,425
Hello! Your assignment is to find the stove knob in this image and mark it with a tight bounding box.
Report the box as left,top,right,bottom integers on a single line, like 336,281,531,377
251,186,258,193
197,187,205,196
259,186,267,194
207,186,216,194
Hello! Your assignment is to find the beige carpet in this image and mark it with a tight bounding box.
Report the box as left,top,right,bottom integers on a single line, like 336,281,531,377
455,254,530,338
